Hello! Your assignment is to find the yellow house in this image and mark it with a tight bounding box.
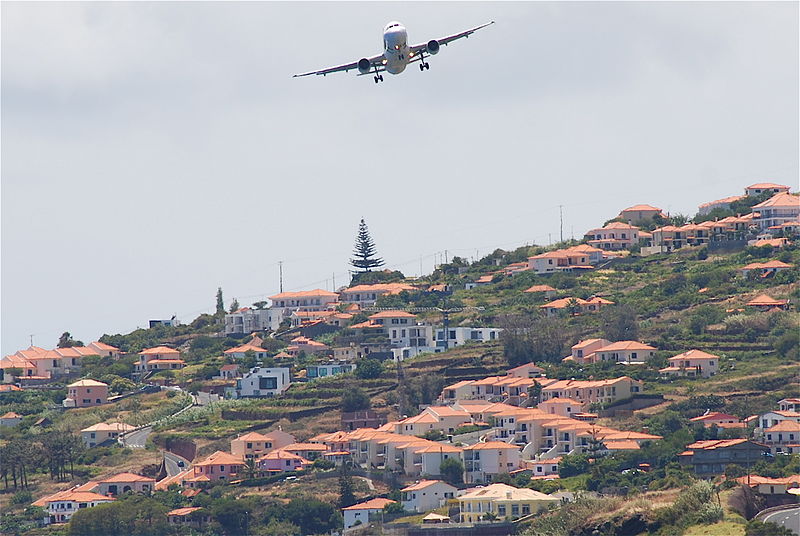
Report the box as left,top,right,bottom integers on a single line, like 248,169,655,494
458,483,559,523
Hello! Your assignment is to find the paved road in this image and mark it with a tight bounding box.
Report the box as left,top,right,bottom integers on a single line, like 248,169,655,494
762,506,800,535
164,451,191,477
121,426,152,448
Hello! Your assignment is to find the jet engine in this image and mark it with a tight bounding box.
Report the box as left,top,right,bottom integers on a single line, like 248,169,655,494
358,58,372,74
426,40,440,55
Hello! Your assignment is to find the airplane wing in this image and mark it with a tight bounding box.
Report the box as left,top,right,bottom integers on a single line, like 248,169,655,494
293,53,385,77
409,21,495,55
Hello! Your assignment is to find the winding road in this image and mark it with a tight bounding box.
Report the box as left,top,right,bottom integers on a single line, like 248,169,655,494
121,426,152,448
761,506,800,535
164,451,191,477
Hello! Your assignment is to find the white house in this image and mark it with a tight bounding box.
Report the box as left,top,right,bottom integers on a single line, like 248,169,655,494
224,307,272,335
306,362,356,380
228,367,291,398
266,289,340,331
401,480,458,513
434,327,502,349
343,498,396,533
33,488,115,525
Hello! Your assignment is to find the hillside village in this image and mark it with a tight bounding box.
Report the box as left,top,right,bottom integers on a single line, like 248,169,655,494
1,182,799,536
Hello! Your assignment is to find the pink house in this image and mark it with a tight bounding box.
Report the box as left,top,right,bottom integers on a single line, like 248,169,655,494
258,449,312,473
191,451,244,482
137,346,184,372
64,379,108,408
585,222,641,250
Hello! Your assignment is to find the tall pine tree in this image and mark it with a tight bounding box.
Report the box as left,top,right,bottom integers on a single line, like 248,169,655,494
350,218,384,273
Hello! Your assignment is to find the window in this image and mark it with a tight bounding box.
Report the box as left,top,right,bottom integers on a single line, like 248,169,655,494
522,505,530,515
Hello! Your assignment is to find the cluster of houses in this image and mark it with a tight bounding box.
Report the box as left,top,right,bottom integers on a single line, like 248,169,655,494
0,341,119,385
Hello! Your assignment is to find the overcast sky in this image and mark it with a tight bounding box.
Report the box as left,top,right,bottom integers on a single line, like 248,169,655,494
2,2,798,355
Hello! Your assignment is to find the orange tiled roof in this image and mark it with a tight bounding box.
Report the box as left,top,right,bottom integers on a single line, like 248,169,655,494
167,507,204,517
194,451,244,467
747,294,789,307
621,204,663,212
269,289,338,300
97,472,155,484
753,192,800,209
402,479,451,492
343,498,396,511
596,341,656,352
524,285,556,293
765,420,800,433
140,346,180,355
68,379,107,388
368,310,418,319
668,349,719,362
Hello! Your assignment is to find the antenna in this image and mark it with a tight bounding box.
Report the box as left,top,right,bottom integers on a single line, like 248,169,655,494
279,261,283,293
29,334,34,346
559,205,564,243
332,272,336,291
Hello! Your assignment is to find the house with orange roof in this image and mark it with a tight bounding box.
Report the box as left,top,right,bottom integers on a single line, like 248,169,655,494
540,296,613,317
523,284,557,299
592,341,657,364
562,338,611,364
258,448,312,473
660,349,720,378
540,376,642,406
265,289,340,331
280,442,331,460
0,411,23,427
752,192,800,230
136,346,183,373
0,354,39,383
749,237,789,249
224,343,269,360
167,507,212,530
506,362,545,379
230,429,296,458
746,294,789,311
679,439,770,475
763,420,800,455
698,195,745,216
767,220,800,236
735,474,800,496
462,441,522,483
393,406,473,436
537,398,588,418
286,336,329,356
689,412,744,429
33,488,115,524
618,204,665,223
343,498,397,532
585,222,641,251
527,457,562,477
80,422,136,447
95,473,155,496
527,246,599,275
738,259,794,278
745,183,792,197
457,483,559,523
191,451,244,482
64,379,108,408
0,384,22,392
339,282,416,307
87,341,121,358
401,480,458,513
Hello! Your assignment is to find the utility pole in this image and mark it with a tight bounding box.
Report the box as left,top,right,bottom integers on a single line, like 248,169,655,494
279,261,283,293
29,334,34,346
332,272,336,291
559,205,564,243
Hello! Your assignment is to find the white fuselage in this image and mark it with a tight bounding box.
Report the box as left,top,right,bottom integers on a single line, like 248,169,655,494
383,22,409,75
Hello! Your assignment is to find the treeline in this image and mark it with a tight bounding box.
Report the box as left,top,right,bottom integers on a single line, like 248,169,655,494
0,431,84,490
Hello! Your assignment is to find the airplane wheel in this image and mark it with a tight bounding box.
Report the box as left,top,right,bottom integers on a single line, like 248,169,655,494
425,63,430,70
379,75,383,81
374,76,379,83
419,63,425,71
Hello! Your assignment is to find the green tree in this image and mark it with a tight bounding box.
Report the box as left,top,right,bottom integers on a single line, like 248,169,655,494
229,298,240,313
338,462,357,509
601,305,640,342
350,218,384,273
341,385,371,412
216,287,225,316
58,332,83,348
440,457,464,485
252,301,268,310
284,498,341,534
355,358,383,379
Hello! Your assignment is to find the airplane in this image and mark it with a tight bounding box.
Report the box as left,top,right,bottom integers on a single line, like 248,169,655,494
293,20,494,83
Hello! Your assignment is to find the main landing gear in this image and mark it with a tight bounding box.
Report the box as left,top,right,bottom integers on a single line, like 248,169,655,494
418,51,430,71
374,74,384,83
